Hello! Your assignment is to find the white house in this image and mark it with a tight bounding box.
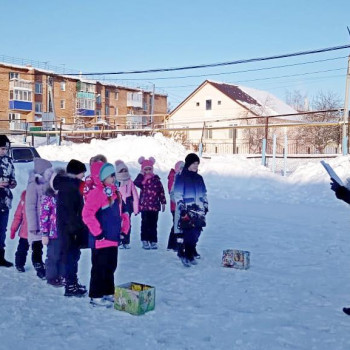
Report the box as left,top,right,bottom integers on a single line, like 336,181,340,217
167,80,298,154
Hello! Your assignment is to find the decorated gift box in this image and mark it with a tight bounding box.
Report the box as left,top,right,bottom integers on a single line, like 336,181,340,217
114,282,155,315
222,249,250,269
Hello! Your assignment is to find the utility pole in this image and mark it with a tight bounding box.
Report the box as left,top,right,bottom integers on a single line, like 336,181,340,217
342,55,350,155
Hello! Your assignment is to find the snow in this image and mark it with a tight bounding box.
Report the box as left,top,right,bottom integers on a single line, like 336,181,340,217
1,134,350,350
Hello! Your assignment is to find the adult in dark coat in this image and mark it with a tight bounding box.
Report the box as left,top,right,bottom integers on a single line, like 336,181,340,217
53,159,88,297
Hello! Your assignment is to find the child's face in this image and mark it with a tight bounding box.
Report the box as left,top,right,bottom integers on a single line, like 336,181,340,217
76,172,85,180
188,162,199,172
0,147,8,157
119,168,128,173
104,173,116,185
144,167,153,174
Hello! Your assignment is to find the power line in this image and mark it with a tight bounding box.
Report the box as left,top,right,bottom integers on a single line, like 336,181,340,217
61,44,350,76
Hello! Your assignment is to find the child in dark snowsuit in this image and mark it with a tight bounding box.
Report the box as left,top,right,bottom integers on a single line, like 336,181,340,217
0,135,17,267
134,157,166,250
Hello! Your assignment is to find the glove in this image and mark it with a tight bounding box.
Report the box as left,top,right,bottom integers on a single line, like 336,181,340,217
204,207,208,215
42,236,49,246
330,179,340,193
335,186,349,200
95,232,105,241
10,230,16,240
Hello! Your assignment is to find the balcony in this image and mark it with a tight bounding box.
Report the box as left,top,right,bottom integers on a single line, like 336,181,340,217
127,92,143,108
77,109,95,117
9,79,32,90
9,100,32,111
77,91,95,99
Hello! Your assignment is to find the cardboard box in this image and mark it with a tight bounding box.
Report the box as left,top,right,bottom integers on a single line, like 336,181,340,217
222,249,250,269
114,282,155,315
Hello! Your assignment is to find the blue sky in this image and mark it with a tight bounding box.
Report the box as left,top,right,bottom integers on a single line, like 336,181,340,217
1,0,350,109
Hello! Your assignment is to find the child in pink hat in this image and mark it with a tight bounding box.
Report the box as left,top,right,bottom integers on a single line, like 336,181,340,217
134,157,166,250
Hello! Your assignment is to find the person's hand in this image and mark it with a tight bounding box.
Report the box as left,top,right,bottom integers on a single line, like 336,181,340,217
161,204,165,212
204,207,208,215
95,232,105,241
330,179,340,192
42,236,49,245
0,180,9,188
10,230,16,240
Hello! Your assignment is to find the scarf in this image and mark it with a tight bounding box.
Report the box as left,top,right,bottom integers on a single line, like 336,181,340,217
116,170,130,187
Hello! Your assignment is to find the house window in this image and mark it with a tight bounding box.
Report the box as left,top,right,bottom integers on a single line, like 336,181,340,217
9,72,19,80
196,102,200,107
96,95,101,104
206,99,212,110
105,106,109,116
205,128,213,139
60,82,66,91
218,100,221,105
115,92,119,100
115,107,118,116
9,113,20,121
60,100,65,109
229,127,236,139
11,90,32,101
35,83,42,94
105,90,110,98
35,102,42,113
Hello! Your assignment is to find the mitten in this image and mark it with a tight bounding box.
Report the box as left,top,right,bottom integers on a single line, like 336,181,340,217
330,179,340,192
95,232,105,241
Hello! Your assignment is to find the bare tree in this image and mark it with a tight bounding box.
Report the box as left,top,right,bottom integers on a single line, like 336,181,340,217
285,89,309,112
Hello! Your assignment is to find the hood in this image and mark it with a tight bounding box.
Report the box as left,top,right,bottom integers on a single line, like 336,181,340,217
34,158,52,175
90,161,104,187
27,170,46,185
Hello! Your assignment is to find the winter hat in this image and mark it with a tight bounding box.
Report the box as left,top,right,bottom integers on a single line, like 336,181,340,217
175,161,185,174
115,160,128,173
0,135,10,148
99,162,115,182
138,156,156,171
34,158,52,175
184,153,200,168
66,159,87,175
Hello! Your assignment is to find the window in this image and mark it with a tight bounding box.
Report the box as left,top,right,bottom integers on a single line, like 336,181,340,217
105,90,110,98
96,109,101,117
35,102,42,113
115,91,119,100
9,72,19,80
115,107,118,116
35,82,42,94
8,113,20,121
11,90,32,101
105,106,109,116
218,100,221,105
60,82,66,91
196,102,200,107
96,95,101,104
60,100,65,109
205,127,213,139
206,100,212,110
229,128,236,139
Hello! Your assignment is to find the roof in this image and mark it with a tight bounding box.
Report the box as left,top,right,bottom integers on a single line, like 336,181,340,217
169,80,299,120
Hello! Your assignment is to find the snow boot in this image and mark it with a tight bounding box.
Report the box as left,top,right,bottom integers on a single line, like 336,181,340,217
33,263,46,280
123,244,131,249
47,278,65,288
16,266,25,273
343,307,350,315
0,248,13,267
193,248,201,259
90,297,113,308
150,242,158,250
103,295,115,303
189,259,198,265
142,241,150,250
180,257,191,267
75,281,87,293
64,283,87,297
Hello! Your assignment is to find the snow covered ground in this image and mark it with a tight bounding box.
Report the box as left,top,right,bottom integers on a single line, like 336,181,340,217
1,134,350,350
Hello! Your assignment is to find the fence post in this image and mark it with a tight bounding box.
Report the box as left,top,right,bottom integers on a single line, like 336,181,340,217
283,128,288,176
261,138,267,166
272,134,277,173
31,133,34,147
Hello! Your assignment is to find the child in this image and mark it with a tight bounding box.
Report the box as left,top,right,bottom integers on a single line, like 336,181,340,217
0,135,17,267
173,153,208,267
40,170,65,287
167,161,184,251
134,157,166,250
10,190,28,272
53,159,88,297
82,162,129,307
115,160,139,249
25,158,53,279
84,154,107,200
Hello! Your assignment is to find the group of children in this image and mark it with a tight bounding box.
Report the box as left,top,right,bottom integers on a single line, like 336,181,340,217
0,133,209,307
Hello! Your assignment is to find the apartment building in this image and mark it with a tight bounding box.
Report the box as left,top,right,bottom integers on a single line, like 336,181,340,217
0,62,168,132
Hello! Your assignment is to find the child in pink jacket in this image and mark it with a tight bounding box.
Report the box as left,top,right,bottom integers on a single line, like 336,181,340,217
83,154,107,200
82,162,129,308
115,160,139,249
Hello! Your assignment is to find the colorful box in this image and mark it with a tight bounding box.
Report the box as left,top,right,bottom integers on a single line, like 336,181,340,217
114,282,155,315
222,249,250,269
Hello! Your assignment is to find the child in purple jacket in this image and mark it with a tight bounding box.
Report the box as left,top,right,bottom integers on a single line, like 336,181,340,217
134,157,166,250
40,170,65,287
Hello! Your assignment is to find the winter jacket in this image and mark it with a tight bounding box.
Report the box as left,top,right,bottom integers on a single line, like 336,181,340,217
0,155,17,210
173,167,208,234
82,162,127,249
134,173,166,212
117,179,139,214
53,173,88,249
167,168,176,212
10,191,28,240
83,175,94,200
25,171,48,243
40,193,57,239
